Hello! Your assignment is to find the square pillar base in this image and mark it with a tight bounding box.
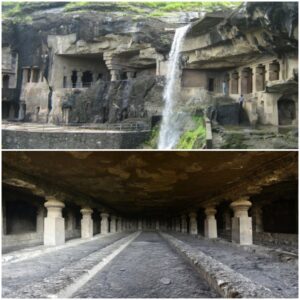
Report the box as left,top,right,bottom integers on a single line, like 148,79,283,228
44,217,65,246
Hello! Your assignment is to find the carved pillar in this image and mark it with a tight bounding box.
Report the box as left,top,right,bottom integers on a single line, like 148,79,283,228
100,212,109,234
230,198,252,245
138,219,143,230
110,215,117,233
181,215,187,233
44,197,65,246
175,217,181,232
189,212,198,235
156,220,160,230
80,207,93,238
223,209,231,231
204,207,217,238
252,204,264,233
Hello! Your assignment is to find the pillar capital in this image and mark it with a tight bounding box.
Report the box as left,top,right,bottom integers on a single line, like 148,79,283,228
230,199,252,217
204,207,217,216
189,212,197,218
80,207,93,215
44,197,65,209
100,212,109,218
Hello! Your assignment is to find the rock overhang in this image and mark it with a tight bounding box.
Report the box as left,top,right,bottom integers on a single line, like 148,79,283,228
2,151,297,217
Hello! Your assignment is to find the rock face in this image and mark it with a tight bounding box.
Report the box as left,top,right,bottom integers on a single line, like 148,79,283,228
2,5,177,123
2,2,298,146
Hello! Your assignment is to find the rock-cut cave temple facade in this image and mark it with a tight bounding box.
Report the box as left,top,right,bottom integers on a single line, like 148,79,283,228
2,2,298,129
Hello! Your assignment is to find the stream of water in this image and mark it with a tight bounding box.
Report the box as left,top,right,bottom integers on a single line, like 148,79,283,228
158,25,190,149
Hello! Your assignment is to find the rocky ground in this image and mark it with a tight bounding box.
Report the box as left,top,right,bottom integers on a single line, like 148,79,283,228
73,232,217,298
2,231,298,298
169,232,298,298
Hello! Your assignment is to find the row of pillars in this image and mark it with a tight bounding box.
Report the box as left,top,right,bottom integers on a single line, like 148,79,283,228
171,199,255,245
44,197,258,247
44,198,130,246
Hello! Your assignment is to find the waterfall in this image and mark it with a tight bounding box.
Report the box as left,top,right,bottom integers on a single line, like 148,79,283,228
158,25,190,149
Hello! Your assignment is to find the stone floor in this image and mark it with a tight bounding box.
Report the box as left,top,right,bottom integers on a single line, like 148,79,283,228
2,231,298,298
170,232,298,298
73,232,217,298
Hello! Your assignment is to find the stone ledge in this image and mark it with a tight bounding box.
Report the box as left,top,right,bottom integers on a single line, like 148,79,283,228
160,232,276,298
5,232,140,298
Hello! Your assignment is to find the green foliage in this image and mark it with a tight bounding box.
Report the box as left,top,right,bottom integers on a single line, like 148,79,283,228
177,116,206,149
143,125,160,148
3,1,241,19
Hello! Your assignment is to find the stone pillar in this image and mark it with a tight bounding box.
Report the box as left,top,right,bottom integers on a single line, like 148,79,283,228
175,217,181,232
230,198,253,245
138,219,142,230
223,209,231,231
126,71,133,79
156,220,160,230
44,197,65,246
189,212,198,235
252,204,263,233
100,212,109,234
2,200,7,235
77,71,83,88
181,215,187,233
18,102,26,121
36,206,45,234
29,68,34,83
110,70,119,81
110,215,117,233
204,207,217,238
80,207,93,238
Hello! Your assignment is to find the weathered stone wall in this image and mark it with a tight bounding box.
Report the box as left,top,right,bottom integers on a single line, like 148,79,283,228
2,129,151,149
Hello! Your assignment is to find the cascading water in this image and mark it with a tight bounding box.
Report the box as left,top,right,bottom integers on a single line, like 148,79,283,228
158,24,190,149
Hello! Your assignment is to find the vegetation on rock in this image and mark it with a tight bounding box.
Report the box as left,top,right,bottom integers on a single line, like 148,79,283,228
177,116,206,149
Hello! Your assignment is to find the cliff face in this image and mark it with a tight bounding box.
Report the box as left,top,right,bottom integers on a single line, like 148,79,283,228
2,2,298,128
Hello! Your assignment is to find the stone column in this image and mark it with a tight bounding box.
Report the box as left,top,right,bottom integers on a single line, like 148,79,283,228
223,209,231,231
230,198,253,245
44,197,65,246
252,204,263,233
110,215,117,233
36,206,45,234
77,71,83,88
204,207,217,238
175,217,181,232
110,70,119,81
2,200,7,235
80,207,93,238
138,219,143,230
127,71,135,79
189,212,198,235
29,68,34,83
156,220,160,230
181,215,187,233
100,212,109,234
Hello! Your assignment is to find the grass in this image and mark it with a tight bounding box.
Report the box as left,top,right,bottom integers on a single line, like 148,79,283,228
177,116,206,149
3,2,241,19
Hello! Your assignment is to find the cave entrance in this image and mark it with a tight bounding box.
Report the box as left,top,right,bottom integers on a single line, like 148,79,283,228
32,68,40,83
231,71,239,94
82,71,93,87
3,74,9,89
269,61,280,81
256,65,266,91
278,98,296,125
5,200,37,235
241,67,253,94
71,70,78,88
208,78,214,92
